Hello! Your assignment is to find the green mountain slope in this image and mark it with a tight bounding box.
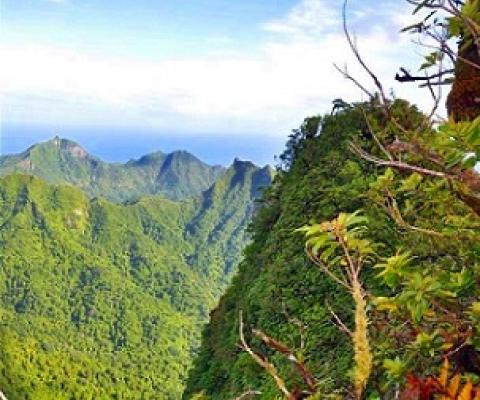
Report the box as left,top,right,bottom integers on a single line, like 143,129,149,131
183,102,427,399
0,137,225,203
0,158,272,399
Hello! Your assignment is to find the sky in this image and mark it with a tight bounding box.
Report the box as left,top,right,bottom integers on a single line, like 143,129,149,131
0,0,435,165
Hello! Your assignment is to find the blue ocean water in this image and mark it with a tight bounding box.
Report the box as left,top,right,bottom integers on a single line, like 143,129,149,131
0,124,286,167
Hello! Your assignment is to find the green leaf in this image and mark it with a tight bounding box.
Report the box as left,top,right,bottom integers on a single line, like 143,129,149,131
383,357,407,378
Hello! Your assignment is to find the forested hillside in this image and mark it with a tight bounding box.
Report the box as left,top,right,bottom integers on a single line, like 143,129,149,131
184,99,480,399
183,102,401,398
184,1,480,398
0,137,225,203
0,157,271,399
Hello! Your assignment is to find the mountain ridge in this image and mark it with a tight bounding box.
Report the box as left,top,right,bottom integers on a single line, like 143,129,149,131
0,137,235,203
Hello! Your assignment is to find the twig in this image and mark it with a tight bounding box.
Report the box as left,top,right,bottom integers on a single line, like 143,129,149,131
306,249,351,290
334,63,374,99
252,328,317,393
361,108,393,161
342,0,390,118
349,142,452,179
232,390,262,400
327,305,353,337
238,311,293,399
378,189,444,237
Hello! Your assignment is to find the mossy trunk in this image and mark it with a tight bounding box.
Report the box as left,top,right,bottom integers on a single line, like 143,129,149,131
352,281,372,400
447,4,480,121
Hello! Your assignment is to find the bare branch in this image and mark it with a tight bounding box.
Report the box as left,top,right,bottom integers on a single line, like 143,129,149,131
252,328,317,394
342,0,390,118
306,249,351,290
349,142,452,179
232,390,262,400
239,311,293,399
280,304,308,351
334,63,374,99
395,67,455,83
361,108,393,161
376,189,444,237
327,305,353,337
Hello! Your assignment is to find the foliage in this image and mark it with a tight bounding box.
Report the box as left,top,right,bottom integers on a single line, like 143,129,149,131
185,1,480,398
400,358,480,399
186,94,480,399
298,211,374,398
183,100,426,399
0,157,271,399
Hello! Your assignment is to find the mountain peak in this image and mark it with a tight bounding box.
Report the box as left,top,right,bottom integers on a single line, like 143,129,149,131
47,137,90,159
168,150,200,161
0,138,259,203
232,157,257,170
130,150,166,167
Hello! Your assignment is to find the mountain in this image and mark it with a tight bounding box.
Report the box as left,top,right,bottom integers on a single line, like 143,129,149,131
0,156,272,398
183,102,428,399
0,137,225,203
187,160,274,290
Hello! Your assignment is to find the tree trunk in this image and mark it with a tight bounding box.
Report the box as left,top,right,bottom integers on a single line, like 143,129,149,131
446,7,480,121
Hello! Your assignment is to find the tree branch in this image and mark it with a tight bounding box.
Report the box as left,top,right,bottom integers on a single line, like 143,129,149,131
252,328,317,394
239,312,293,399
232,390,262,400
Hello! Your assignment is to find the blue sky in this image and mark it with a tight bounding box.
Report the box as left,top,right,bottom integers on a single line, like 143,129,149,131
3,1,294,58
1,0,427,165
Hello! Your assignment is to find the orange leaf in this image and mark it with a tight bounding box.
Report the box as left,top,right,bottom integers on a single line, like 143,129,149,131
448,374,461,397
458,380,474,400
439,358,449,388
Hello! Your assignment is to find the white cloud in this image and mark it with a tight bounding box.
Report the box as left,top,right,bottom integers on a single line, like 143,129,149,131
262,0,340,37
0,0,438,134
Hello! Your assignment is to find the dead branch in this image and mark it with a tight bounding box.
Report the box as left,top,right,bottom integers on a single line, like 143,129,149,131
232,390,262,400
239,311,293,399
349,142,452,179
280,304,308,351
395,67,455,83
334,63,374,99
252,328,317,394
327,305,353,337
306,249,351,290
342,0,390,118
377,189,444,237
361,108,393,161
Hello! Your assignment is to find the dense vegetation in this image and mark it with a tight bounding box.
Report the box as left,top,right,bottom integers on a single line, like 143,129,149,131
183,100,415,398
185,99,480,399
0,137,225,203
3,1,480,398
0,155,271,399
185,0,480,398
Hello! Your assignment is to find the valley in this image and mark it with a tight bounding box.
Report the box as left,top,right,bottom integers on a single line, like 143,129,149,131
0,140,272,399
